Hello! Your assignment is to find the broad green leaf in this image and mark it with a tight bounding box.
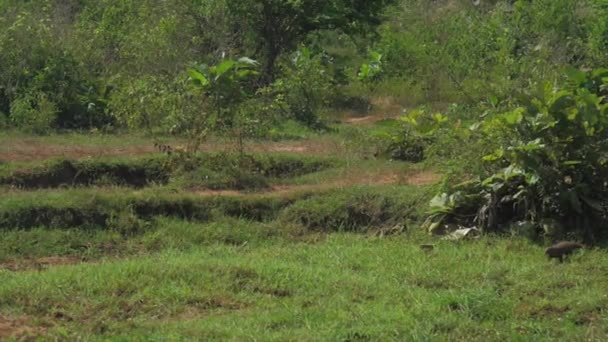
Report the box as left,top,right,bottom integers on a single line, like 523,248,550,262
213,60,236,77
503,108,524,125
369,50,382,62
358,63,370,80
565,107,578,120
591,68,608,79
565,67,587,85
188,68,209,87
400,115,417,126
429,193,450,209
433,113,448,123
236,69,258,78
482,148,504,161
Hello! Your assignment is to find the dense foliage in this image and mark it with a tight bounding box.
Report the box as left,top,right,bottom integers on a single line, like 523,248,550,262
2,0,608,241
1,0,605,133
422,68,608,242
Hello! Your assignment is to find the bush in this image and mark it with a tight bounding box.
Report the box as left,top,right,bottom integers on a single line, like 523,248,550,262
424,68,608,242
107,74,197,133
9,92,58,133
374,0,608,105
271,47,334,128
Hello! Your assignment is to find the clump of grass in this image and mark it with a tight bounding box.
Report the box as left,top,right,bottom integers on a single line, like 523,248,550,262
0,153,336,191
0,189,293,230
280,185,433,233
0,157,168,189
170,153,335,191
0,217,295,264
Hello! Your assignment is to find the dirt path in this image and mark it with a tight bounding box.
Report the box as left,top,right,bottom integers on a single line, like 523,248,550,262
342,113,400,126
1,100,403,162
0,256,85,272
192,170,440,197
0,138,345,162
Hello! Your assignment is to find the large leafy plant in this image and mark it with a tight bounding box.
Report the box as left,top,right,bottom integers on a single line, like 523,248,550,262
374,106,450,162
187,57,259,153
426,68,608,242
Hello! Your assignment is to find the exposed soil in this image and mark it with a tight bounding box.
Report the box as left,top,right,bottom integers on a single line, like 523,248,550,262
343,114,398,126
0,139,344,162
404,170,441,186
191,169,439,197
0,315,45,339
1,143,156,162
1,256,85,272
341,96,404,126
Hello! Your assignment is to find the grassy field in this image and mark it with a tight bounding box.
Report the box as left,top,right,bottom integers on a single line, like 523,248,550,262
1,121,607,340
1,232,607,340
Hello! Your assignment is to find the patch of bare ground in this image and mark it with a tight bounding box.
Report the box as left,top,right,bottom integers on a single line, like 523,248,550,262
165,297,247,323
341,96,403,126
191,169,439,197
0,138,344,162
1,256,85,272
404,170,441,186
0,315,45,340
191,189,243,197
342,113,401,126
0,144,157,162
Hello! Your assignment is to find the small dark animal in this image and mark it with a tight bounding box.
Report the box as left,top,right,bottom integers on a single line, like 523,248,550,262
420,244,435,252
545,241,583,262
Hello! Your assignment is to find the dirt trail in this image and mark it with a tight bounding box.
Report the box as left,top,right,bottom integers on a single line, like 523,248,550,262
0,138,343,162
342,113,400,125
1,256,85,272
2,100,401,162
341,96,404,126
192,170,440,197
1,144,156,162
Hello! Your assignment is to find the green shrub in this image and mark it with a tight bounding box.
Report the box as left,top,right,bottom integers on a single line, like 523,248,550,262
424,68,608,242
271,47,334,128
374,0,608,106
107,75,195,132
9,92,58,133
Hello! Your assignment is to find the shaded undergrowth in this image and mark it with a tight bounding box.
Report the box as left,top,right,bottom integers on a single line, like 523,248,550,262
0,185,433,233
0,153,336,191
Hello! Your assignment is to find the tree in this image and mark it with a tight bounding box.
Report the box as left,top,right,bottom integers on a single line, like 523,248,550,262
227,0,395,84
187,57,259,154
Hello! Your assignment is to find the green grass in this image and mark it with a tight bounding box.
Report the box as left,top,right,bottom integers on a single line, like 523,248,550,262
0,187,302,230
1,127,604,340
0,152,339,191
0,184,431,232
0,217,293,262
1,232,607,340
